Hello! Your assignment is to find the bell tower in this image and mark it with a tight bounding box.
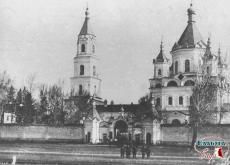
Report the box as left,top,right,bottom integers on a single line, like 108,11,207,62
71,7,101,98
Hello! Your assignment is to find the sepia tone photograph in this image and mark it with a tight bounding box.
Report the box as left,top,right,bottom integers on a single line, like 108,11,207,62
0,0,230,164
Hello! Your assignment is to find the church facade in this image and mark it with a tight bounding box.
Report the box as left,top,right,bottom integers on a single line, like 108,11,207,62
69,4,230,144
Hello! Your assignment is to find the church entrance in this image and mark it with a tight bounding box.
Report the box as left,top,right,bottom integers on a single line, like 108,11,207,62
114,120,128,144
135,134,141,145
86,132,91,143
146,133,151,145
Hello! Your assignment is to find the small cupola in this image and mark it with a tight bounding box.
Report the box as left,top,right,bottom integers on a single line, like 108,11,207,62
153,41,169,63
204,38,214,60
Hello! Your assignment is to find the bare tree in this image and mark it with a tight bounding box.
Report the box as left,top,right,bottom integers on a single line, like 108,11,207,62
217,70,230,124
137,93,162,122
38,84,48,94
64,90,92,125
25,73,37,93
47,84,65,125
189,76,218,147
0,71,13,98
37,84,49,124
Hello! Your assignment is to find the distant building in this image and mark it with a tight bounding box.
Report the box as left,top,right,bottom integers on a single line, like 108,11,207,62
2,103,16,124
4,112,16,124
68,4,230,144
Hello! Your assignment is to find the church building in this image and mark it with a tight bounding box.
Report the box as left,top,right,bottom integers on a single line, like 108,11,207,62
150,3,229,125
68,4,230,144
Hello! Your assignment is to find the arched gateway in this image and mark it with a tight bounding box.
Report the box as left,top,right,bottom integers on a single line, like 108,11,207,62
114,120,128,139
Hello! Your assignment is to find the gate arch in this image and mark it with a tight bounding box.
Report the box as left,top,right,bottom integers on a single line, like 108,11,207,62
114,120,128,138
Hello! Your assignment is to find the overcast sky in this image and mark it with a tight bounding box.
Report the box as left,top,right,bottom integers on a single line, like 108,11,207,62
1,0,230,104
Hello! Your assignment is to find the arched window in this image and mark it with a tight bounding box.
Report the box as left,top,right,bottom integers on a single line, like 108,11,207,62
167,81,178,87
184,80,195,86
93,66,96,76
185,60,190,72
156,98,161,106
190,96,193,105
179,96,183,105
81,44,86,52
175,61,178,74
79,85,83,95
158,69,162,76
92,45,95,53
172,119,181,125
80,65,84,75
168,97,173,105
155,84,161,88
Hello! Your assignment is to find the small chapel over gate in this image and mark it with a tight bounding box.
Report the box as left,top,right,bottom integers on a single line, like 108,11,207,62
68,4,230,144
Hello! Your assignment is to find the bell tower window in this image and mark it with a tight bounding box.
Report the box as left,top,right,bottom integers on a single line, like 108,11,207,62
93,66,96,76
158,69,162,76
92,45,95,53
80,65,84,75
81,44,86,52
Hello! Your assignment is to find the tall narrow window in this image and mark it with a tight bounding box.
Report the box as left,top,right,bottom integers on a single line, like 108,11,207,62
168,97,173,105
185,60,190,72
179,96,183,105
94,85,97,94
79,85,83,95
109,132,112,139
207,66,210,74
175,61,178,74
81,44,85,52
80,65,84,75
158,69,162,76
93,66,96,76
